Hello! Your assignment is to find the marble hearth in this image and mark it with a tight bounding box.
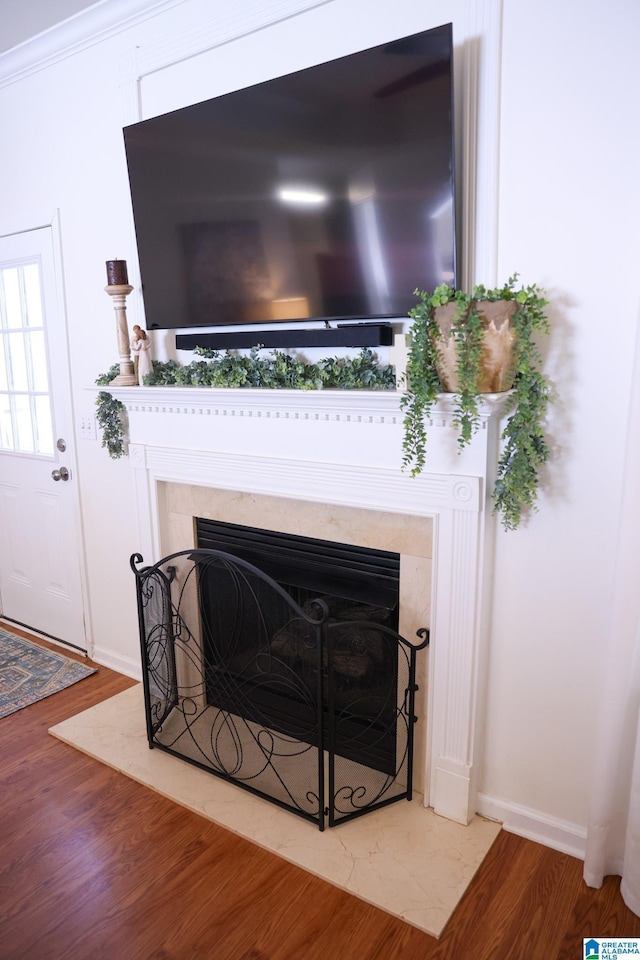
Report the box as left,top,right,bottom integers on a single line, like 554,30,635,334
104,384,511,826
50,684,501,937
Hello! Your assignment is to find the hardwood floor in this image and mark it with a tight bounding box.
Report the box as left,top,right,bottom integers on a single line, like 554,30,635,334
1,629,639,960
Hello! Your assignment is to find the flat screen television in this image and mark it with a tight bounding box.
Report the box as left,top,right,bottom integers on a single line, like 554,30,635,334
123,22,456,333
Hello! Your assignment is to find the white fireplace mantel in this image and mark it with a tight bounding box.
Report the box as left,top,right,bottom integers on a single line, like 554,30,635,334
99,384,512,825
102,383,511,421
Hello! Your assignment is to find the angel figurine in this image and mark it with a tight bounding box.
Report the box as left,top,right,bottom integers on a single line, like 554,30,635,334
130,325,152,385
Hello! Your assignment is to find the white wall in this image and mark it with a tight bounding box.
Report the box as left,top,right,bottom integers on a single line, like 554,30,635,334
479,0,640,842
1,0,639,849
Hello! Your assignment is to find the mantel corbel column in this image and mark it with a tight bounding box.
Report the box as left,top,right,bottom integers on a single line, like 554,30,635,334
428,480,485,824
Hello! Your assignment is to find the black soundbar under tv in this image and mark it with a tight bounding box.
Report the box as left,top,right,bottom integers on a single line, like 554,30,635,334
175,323,394,352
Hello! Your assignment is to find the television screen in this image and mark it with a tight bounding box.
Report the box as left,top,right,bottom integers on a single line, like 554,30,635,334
123,23,456,331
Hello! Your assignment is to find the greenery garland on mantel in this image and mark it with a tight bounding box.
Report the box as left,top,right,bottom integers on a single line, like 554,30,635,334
95,347,395,460
95,314,551,532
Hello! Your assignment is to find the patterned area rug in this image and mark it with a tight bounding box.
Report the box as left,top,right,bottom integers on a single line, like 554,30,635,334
0,628,96,719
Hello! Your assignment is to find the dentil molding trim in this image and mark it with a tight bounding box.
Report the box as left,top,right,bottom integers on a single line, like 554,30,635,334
99,385,514,429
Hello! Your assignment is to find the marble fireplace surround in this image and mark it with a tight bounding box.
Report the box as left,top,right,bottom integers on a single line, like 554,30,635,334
108,384,510,826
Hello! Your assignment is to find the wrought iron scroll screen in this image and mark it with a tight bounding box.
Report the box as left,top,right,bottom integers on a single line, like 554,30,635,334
132,549,429,830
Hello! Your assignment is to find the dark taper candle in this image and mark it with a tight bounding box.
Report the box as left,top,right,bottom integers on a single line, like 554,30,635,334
106,259,128,285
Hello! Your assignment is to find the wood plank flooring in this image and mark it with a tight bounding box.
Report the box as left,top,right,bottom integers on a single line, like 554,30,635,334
1,628,639,960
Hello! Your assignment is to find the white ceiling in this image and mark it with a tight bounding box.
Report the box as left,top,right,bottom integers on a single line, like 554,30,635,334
0,0,100,54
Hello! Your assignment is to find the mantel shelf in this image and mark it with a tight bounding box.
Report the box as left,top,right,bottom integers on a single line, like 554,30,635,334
86,385,515,426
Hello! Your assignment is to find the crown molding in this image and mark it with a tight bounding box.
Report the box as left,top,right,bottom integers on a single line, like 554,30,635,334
0,0,186,89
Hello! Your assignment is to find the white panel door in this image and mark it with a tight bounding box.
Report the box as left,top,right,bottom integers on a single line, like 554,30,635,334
0,226,86,650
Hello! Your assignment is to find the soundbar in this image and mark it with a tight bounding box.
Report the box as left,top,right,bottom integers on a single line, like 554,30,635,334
175,323,394,352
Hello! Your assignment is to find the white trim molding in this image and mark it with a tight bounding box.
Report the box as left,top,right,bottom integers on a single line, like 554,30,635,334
135,0,337,82
477,793,587,860
114,0,340,177
103,384,512,429
456,0,503,288
92,643,143,681
0,0,186,89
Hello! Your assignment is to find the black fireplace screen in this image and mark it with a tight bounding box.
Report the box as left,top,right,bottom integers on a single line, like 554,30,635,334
132,547,428,830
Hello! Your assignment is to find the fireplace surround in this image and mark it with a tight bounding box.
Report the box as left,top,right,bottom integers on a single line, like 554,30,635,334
105,384,512,825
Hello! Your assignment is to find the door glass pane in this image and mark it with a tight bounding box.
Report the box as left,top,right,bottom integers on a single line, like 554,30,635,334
28,331,49,391
24,264,43,326
0,394,13,448
13,394,34,452
8,332,28,390
0,260,54,457
2,268,22,327
0,345,7,391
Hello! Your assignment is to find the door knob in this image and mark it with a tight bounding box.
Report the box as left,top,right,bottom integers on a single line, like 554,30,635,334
51,467,70,481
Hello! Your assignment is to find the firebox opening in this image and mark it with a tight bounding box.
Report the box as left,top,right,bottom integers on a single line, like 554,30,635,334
196,518,401,775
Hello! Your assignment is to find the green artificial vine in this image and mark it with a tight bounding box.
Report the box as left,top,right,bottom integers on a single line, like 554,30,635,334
400,296,443,478
493,286,552,531
401,275,552,530
143,346,395,391
95,348,394,460
452,296,485,446
95,366,127,459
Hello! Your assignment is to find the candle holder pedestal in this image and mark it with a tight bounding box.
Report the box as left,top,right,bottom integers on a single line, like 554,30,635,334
105,283,137,386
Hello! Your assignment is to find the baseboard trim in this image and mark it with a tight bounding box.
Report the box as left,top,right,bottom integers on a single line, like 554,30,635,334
92,646,142,681
477,793,587,860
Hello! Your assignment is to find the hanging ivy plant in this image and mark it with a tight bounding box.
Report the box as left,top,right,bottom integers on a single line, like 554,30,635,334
95,366,127,459
95,348,395,459
401,275,552,531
